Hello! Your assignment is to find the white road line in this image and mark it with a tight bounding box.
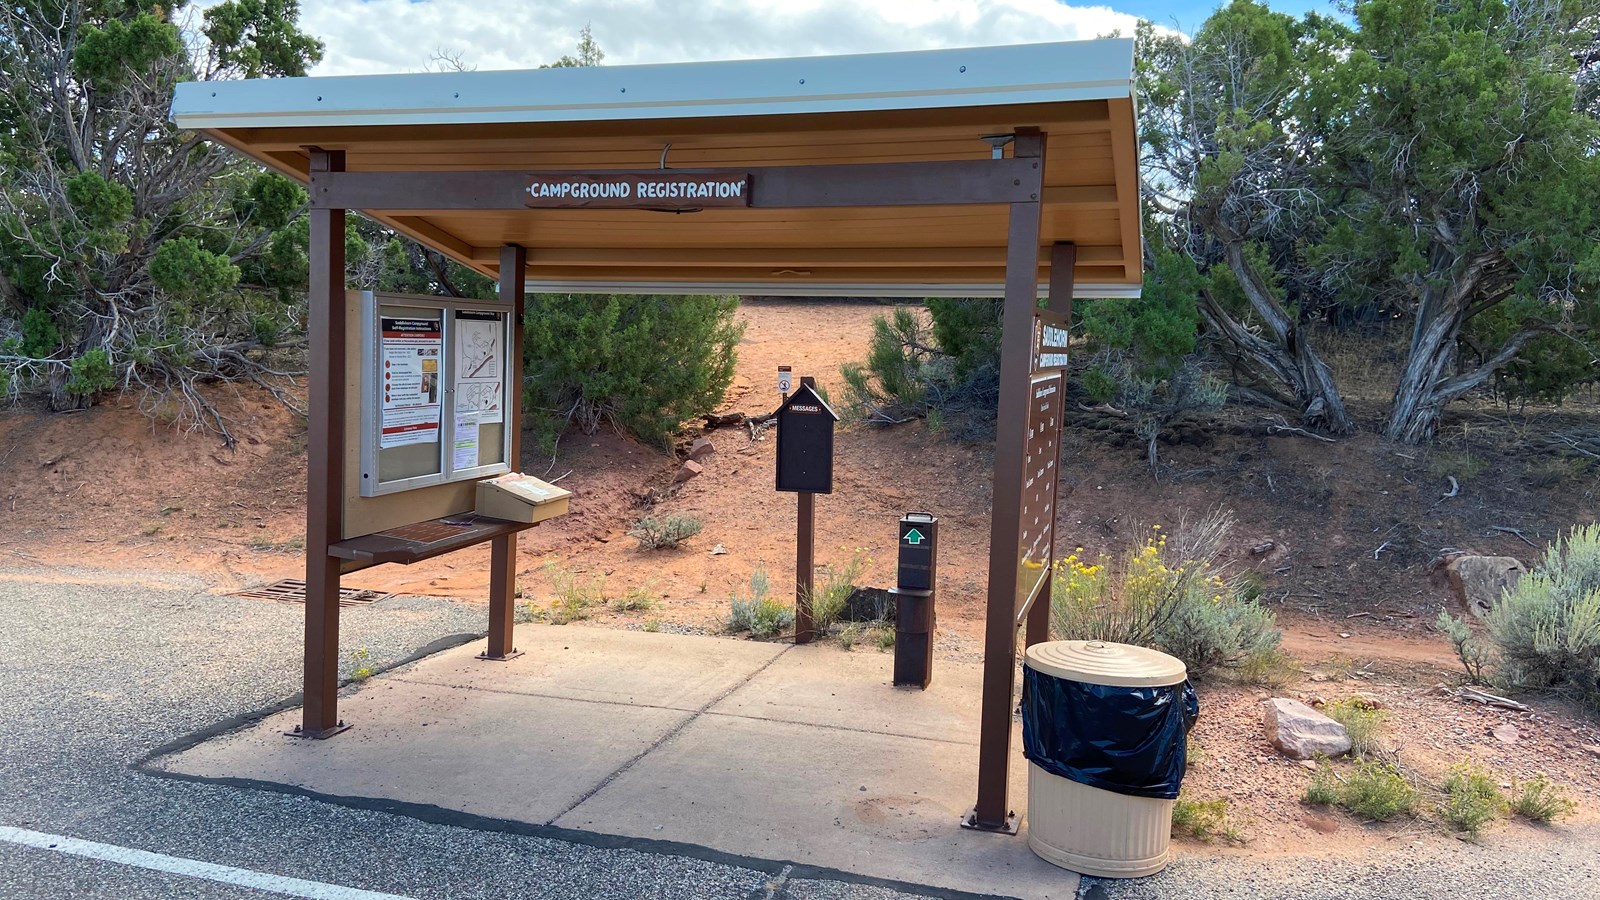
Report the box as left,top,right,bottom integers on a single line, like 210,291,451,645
0,826,417,900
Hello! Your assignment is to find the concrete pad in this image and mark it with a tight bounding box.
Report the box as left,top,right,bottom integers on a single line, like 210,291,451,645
555,713,1075,899
161,678,691,824
708,643,982,742
159,628,1079,899
394,624,786,711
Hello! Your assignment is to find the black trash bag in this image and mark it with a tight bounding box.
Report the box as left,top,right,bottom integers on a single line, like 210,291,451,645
1021,665,1199,801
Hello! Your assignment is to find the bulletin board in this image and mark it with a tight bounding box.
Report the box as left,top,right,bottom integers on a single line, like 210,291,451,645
343,291,515,539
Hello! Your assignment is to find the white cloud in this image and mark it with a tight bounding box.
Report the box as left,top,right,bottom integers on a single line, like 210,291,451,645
293,0,1141,77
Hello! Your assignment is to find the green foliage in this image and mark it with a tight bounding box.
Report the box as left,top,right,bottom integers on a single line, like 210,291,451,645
1509,774,1577,824
627,514,703,550
65,349,115,398
348,648,375,681
1171,796,1239,843
543,563,602,625
1438,765,1505,836
73,12,182,89
19,308,60,359
1484,524,1600,711
840,307,945,424
924,298,1001,382
726,569,792,639
203,0,325,78
542,24,606,69
876,624,896,651
0,0,324,434
807,547,872,633
1338,761,1419,822
1079,247,1201,380
837,623,861,651
611,586,657,613
1322,698,1389,758
1051,511,1283,680
64,172,134,230
148,237,241,302
523,294,742,448
1313,0,1600,439
1303,765,1341,806
1435,610,1491,684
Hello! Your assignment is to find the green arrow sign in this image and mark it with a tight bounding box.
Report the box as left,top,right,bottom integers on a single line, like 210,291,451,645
903,528,926,546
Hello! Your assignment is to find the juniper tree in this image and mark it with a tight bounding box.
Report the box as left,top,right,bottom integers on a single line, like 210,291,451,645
0,1,322,440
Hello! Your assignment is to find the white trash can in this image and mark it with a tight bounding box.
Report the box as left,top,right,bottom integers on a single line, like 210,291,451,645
1023,640,1191,878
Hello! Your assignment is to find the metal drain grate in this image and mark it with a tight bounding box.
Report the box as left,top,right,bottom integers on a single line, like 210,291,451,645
231,578,392,607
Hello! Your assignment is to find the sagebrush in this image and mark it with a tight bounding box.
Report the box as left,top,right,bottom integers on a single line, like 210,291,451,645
726,569,792,639
628,514,703,550
1049,510,1282,679
1484,524,1600,710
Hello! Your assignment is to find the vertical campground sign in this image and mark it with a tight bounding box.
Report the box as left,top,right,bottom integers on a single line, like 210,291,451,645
1016,309,1069,616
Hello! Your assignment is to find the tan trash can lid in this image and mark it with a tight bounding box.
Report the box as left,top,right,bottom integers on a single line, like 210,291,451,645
1025,640,1187,688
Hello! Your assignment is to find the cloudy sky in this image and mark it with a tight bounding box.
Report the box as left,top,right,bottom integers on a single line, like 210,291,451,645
280,0,1329,77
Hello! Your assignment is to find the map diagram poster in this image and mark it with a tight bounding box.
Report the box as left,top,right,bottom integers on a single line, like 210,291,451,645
454,310,504,423
379,317,442,448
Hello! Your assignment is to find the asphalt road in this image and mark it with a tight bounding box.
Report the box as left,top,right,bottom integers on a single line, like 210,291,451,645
0,569,940,900
4,567,1598,900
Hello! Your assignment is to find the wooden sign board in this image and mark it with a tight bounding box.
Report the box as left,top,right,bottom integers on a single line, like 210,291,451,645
1033,309,1070,372
524,172,752,210
1016,370,1064,613
775,383,838,494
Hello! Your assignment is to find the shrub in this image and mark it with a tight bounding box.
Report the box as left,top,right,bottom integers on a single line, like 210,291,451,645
1170,796,1232,842
1303,765,1340,807
611,586,657,612
523,293,742,448
1339,761,1418,822
1436,610,1491,684
1509,775,1577,824
349,648,375,681
839,307,943,424
628,514,703,550
876,624,896,651
806,547,871,632
727,569,793,639
1485,524,1600,711
544,563,602,625
839,299,1001,435
1233,646,1300,688
1049,510,1283,679
1438,765,1505,836
1323,698,1389,758
837,623,861,651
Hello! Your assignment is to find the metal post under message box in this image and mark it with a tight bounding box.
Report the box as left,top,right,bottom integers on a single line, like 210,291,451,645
892,513,938,689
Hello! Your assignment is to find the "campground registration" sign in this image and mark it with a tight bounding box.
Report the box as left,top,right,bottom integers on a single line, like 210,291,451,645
524,173,752,210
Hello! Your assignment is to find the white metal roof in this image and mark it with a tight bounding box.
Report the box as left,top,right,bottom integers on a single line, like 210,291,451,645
172,39,1142,298
172,40,1133,131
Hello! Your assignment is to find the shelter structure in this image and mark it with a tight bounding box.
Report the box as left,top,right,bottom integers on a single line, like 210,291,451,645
171,38,1143,833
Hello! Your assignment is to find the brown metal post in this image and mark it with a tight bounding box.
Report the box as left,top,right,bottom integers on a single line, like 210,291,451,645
969,129,1045,831
302,148,348,739
483,244,527,661
794,377,817,644
1026,242,1075,651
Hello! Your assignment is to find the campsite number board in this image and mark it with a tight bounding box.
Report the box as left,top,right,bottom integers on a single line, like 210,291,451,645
1016,370,1065,614
359,292,513,497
